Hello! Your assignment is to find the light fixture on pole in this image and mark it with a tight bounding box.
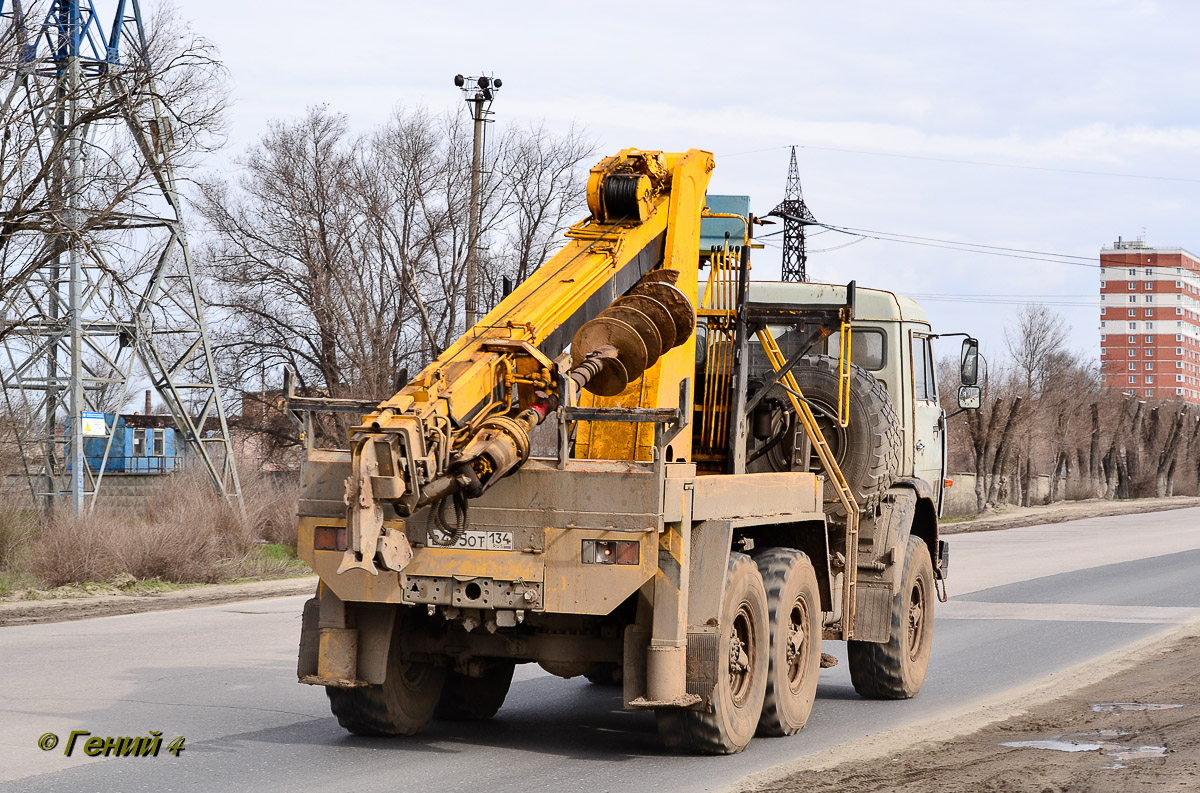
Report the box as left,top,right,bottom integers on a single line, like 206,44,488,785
453,73,502,327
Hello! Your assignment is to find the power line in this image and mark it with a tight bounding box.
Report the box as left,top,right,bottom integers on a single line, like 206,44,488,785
816,223,1104,269
718,142,1200,185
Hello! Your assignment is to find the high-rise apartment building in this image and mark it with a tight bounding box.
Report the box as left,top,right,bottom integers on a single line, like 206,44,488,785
1099,238,1200,404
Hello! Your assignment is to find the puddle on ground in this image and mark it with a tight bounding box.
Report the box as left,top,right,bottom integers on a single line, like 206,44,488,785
1090,702,1186,712
1002,732,1168,769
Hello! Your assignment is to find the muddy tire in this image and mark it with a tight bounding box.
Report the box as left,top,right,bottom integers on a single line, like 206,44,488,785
848,535,934,699
787,354,901,517
657,553,769,754
327,658,446,736
584,662,623,686
436,660,515,720
754,548,822,736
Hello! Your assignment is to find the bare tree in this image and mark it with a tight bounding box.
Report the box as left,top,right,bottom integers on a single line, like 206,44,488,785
195,105,593,451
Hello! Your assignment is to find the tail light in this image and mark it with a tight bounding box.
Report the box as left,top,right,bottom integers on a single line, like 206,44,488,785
315,526,347,551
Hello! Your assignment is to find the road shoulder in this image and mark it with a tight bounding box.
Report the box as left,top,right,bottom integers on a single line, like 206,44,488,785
734,620,1200,793
0,575,318,626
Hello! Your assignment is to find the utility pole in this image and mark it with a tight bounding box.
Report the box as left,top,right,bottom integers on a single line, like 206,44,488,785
453,73,501,327
771,146,817,282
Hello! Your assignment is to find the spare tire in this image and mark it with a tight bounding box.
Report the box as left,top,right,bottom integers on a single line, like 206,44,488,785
762,354,900,518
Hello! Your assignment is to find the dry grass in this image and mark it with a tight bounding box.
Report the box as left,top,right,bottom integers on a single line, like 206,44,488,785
0,463,303,589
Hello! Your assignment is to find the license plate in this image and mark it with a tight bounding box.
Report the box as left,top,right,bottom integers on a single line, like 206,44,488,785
430,530,513,551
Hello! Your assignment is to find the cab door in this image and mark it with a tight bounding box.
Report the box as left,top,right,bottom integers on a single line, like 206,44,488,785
909,330,946,512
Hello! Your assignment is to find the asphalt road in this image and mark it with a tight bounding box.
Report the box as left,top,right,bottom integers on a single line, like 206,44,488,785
4,507,1200,793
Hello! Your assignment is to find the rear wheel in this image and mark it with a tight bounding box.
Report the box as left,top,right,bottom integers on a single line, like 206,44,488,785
436,660,515,720
657,553,769,754
327,659,445,736
848,535,934,699
754,548,822,736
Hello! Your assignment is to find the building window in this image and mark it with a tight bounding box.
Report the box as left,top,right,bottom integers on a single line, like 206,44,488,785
1129,295,1137,303
1101,295,1106,302
1146,349,1154,356
1178,348,1184,354
1178,375,1185,382
1145,267,1153,274
1100,334,1107,342
1178,361,1184,368
1146,376,1154,384
1128,270,1137,277
1178,307,1185,315
1130,322,1138,329
1146,389,1154,396
1148,322,1155,329
1145,309,1153,316
1129,336,1137,343
1177,334,1184,341
132,428,145,457
1178,388,1186,396
1128,282,1137,289
1129,310,1136,317
152,429,165,457
1129,376,1137,384
1145,281,1153,290
1129,362,1137,370
1146,336,1154,343
1177,281,1184,288
1146,295,1154,302
1146,362,1154,370
1100,280,1107,288
1100,307,1107,315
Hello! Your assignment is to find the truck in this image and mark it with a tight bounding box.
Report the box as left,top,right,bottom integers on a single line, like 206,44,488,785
290,148,981,754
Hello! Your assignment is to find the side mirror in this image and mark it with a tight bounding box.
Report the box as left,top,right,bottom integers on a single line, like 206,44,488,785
958,385,981,410
960,337,979,386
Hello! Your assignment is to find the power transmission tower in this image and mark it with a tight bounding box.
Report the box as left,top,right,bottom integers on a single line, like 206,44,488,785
772,146,817,282
0,0,241,512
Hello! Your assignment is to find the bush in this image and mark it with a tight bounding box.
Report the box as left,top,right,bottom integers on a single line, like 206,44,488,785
18,462,302,588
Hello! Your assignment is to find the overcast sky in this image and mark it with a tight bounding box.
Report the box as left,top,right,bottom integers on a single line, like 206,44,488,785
175,0,1200,364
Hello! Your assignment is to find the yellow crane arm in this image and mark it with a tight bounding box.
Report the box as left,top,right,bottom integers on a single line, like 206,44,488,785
339,149,714,575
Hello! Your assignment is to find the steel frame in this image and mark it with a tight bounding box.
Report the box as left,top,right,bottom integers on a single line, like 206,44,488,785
0,0,241,511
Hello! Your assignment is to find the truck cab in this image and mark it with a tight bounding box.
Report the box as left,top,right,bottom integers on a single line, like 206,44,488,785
750,282,949,515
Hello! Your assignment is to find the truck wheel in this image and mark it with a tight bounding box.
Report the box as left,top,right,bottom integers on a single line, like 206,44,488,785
657,553,769,754
785,354,901,517
435,660,516,720
754,548,821,736
847,535,934,699
327,660,446,736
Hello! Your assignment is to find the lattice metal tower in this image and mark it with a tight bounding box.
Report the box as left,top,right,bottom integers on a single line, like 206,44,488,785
773,146,817,282
0,0,240,512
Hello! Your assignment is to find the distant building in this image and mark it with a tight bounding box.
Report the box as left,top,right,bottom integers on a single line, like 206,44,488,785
80,413,189,474
1099,238,1200,404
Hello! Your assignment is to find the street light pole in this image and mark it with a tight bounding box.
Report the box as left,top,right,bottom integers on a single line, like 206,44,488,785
454,74,502,328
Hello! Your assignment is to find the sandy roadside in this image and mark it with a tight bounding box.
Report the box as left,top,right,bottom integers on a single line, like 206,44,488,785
941,495,1200,534
0,575,318,627
738,623,1200,793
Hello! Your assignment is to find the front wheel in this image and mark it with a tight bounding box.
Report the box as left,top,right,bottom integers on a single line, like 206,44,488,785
657,552,769,754
847,535,934,699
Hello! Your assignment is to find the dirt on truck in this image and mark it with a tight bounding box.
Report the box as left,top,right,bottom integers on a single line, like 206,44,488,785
288,149,981,754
